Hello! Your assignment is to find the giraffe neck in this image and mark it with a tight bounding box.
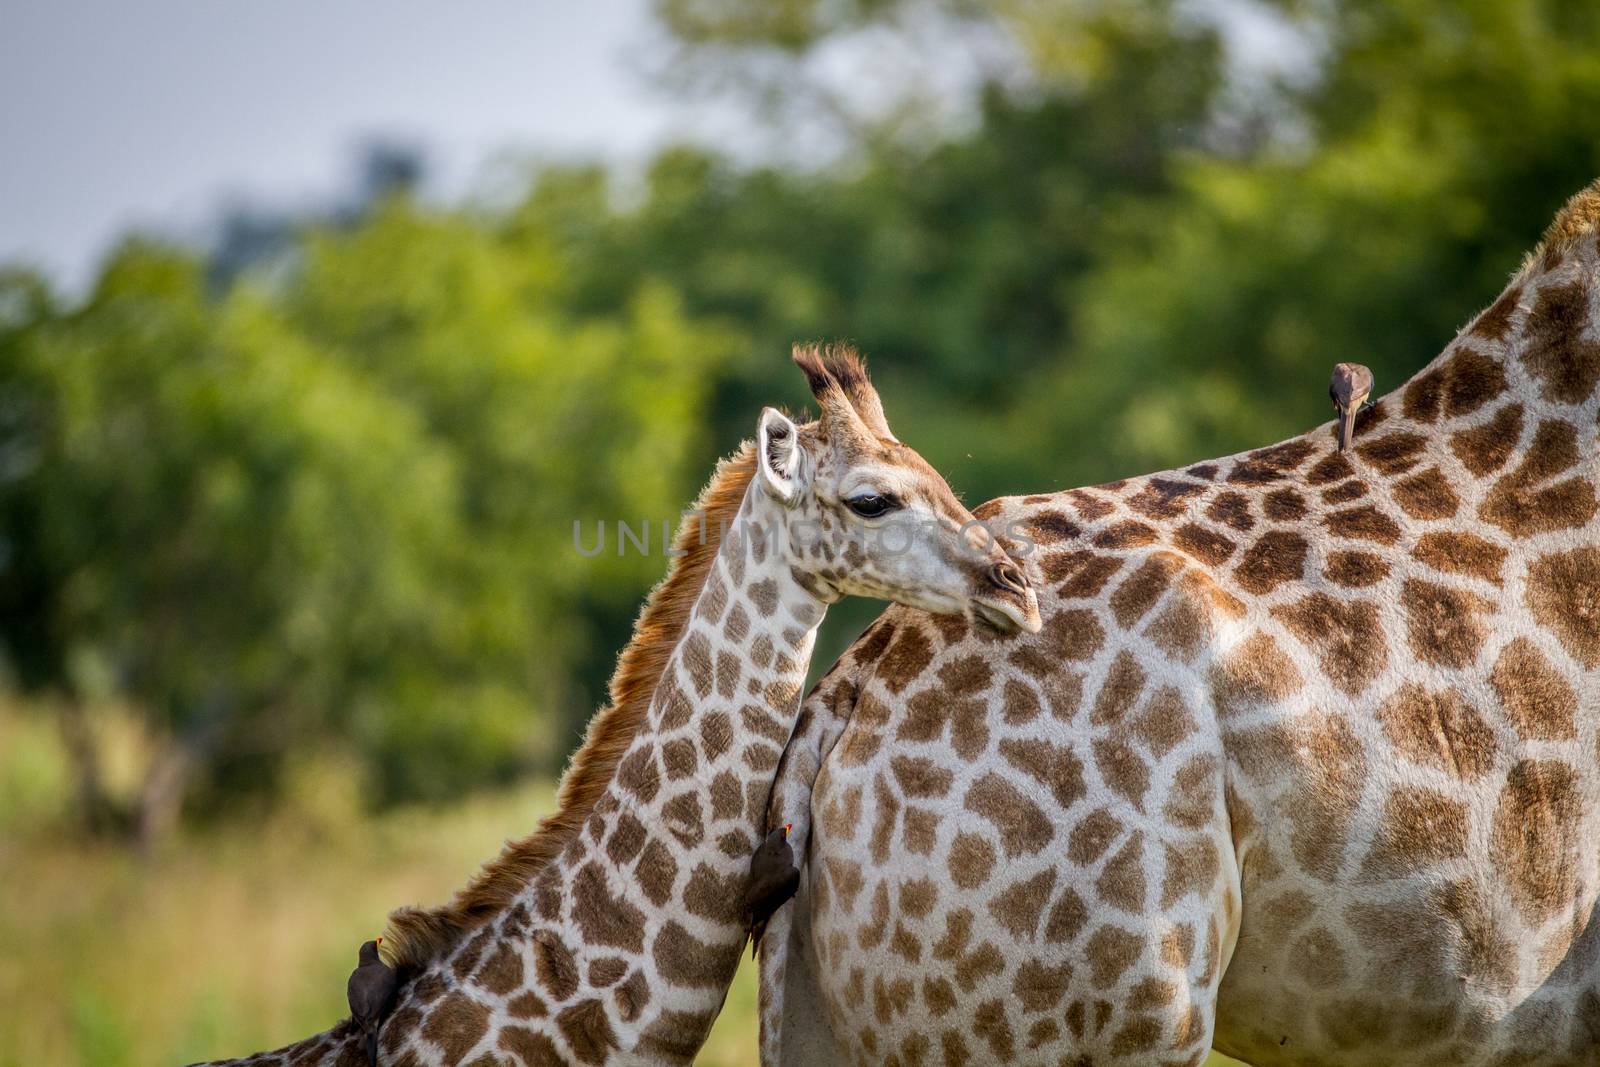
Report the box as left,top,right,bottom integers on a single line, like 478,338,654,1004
496,481,827,1063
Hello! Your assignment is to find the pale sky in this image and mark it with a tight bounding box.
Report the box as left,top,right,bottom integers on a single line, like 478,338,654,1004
0,0,708,289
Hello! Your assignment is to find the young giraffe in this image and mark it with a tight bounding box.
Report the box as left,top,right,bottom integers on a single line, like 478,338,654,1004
191,345,1040,1067
758,177,1600,1067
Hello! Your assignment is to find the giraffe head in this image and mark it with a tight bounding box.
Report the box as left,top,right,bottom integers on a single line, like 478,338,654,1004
751,344,1042,634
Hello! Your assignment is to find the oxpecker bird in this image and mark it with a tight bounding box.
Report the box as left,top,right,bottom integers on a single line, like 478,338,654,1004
1329,362,1375,451
347,937,398,1066
744,823,801,957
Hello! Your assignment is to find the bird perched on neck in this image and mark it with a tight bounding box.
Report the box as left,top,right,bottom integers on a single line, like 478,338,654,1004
1329,362,1375,451
744,823,800,958
347,937,398,1066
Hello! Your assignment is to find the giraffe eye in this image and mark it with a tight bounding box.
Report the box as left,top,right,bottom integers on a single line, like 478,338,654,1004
845,493,900,518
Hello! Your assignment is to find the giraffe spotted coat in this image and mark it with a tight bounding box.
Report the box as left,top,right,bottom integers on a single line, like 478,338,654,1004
759,179,1600,1067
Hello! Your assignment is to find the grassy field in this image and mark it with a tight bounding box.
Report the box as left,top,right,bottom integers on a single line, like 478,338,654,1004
0,708,1237,1066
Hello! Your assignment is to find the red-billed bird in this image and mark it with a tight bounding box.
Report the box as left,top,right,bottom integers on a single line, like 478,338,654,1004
744,823,800,958
347,937,398,1066
1329,362,1375,451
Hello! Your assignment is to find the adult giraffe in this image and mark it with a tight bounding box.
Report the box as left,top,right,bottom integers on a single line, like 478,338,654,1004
190,346,1039,1067
759,178,1600,1067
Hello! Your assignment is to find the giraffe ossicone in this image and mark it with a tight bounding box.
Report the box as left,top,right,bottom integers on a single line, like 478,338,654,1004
191,342,1037,1067
759,177,1600,1067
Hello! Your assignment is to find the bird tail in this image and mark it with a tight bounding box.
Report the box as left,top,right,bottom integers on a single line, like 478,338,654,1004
366,1028,378,1067
1338,403,1358,451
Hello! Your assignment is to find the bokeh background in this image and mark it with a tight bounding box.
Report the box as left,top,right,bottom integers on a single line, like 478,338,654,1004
3,0,1600,1063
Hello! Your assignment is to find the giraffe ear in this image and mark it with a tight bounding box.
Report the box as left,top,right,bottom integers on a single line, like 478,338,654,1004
757,407,807,506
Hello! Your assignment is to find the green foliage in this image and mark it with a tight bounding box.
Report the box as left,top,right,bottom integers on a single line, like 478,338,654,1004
4,0,1600,826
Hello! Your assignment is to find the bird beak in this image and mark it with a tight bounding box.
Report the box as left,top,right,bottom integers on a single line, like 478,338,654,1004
375,936,383,946
783,823,793,836
1337,395,1364,451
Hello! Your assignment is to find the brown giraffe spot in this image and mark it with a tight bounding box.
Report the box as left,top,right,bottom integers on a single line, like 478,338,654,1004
410,972,447,1005
1173,522,1237,565
661,737,698,781
683,862,743,924
748,577,779,615
1094,520,1160,549
1491,759,1585,924
997,737,1086,809
1007,609,1104,679
824,856,866,912
1412,531,1506,585
884,803,930,857
1210,632,1303,716
1526,547,1600,667
586,957,627,989
869,775,902,864
474,941,524,996
1322,549,1389,588
749,634,773,669
965,773,1053,856
1111,1014,1164,1056
1110,553,1185,629
1128,976,1176,1010
1023,509,1081,544
1042,671,1086,720
530,929,579,1001
1322,478,1368,504
1092,651,1147,725
420,992,489,1062
1491,638,1579,741
1521,281,1600,403
680,631,714,699
1376,683,1496,779
1160,837,1220,907
738,702,788,745
1026,1018,1060,1049
498,1026,564,1067
1324,504,1401,544
695,707,733,759
989,868,1057,940
660,792,705,848
937,656,992,695
954,942,1006,994
1481,419,1598,537
1044,888,1089,944
1134,687,1197,756
948,832,997,889
1401,579,1493,669
1263,487,1308,521
1361,787,1471,878
1001,679,1041,725
950,707,990,762
1014,958,1071,1013
891,755,954,798
1471,284,1523,342
1129,477,1208,520
1392,467,1460,519
637,1007,719,1063
973,999,1016,1061
1405,346,1510,422
1451,402,1524,475
723,602,749,643
708,770,742,821
506,989,548,1021
940,1029,971,1067
1091,734,1151,811
1432,879,1518,990
451,928,493,980
634,839,677,908
555,999,618,1065
1307,449,1356,484
931,907,973,959
1258,889,1315,940
653,920,742,987
1097,832,1147,912
924,975,957,1017
1161,923,1195,971
1068,488,1117,520
1046,550,1125,597
896,689,948,743
899,877,939,919
1273,593,1388,695
878,626,934,694
1085,925,1144,988
1145,593,1210,662
1357,431,1429,475
1206,490,1255,531
1164,754,1219,830
1234,529,1310,595
1068,809,1122,865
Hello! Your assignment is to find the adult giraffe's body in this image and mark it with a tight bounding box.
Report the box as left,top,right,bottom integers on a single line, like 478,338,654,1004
191,347,1040,1067
760,179,1600,1067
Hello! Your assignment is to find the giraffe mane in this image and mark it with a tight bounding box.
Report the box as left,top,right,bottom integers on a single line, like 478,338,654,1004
1535,175,1600,264
381,441,759,973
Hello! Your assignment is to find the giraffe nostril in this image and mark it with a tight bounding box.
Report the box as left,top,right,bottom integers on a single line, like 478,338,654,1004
988,561,1028,596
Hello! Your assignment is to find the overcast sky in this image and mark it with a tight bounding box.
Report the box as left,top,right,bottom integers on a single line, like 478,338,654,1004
1,0,708,289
